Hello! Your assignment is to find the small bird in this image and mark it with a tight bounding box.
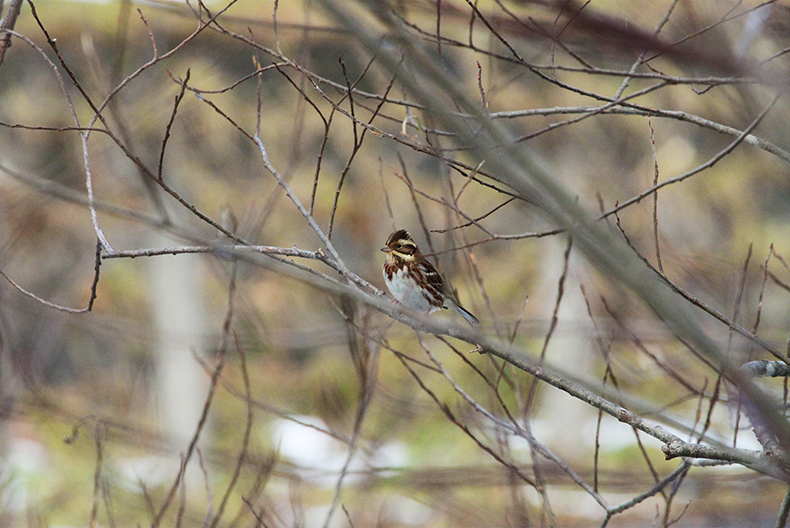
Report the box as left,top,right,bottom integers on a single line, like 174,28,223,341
381,229,479,325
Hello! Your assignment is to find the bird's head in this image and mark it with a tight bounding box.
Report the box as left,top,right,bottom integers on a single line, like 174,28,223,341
381,229,419,262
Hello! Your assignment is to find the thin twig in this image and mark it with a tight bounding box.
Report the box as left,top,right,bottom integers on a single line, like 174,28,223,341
604,462,690,519
0,238,102,314
321,303,379,528
420,336,605,513
603,84,788,219
328,55,396,239
208,271,250,528
152,321,231,527
648,115,664,274
158,69,191,181
524,235,573,416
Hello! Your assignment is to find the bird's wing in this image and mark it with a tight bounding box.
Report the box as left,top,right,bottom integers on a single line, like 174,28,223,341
418,259,445,294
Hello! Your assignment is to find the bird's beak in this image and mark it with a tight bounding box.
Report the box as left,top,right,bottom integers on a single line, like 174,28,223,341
381,246,391,253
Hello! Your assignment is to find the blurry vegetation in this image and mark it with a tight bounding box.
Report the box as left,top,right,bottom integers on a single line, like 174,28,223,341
1,0,790,527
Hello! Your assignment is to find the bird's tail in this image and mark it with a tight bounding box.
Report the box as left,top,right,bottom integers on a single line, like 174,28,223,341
453,303,479,325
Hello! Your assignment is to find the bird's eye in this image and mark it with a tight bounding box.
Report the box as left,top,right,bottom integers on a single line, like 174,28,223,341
395,243,402,249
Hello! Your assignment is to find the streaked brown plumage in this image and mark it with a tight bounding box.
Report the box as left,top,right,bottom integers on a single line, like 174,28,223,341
381,229,479,325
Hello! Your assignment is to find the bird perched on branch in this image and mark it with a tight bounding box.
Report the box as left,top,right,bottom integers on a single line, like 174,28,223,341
381,229,479,325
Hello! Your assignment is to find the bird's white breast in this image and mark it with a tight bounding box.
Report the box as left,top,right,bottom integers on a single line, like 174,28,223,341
384,266,440,315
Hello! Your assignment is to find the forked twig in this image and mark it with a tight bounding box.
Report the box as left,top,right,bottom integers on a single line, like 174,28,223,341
0,239,102,313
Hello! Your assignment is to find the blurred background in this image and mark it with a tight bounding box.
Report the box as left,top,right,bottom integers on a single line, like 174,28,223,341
1,0,790,526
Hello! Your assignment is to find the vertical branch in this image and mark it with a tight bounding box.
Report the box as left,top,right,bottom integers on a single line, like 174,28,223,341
255,55,263,137
467,0,477,47
648,115,664,274
309,109,334,216
207,265,247,528
508,293,530,345
152,361,225,527
322,299,379,528
420,336,602,519
734,245,775,449
0,0,23,69
197,448,215,526
753,244,773,337
580,283,621,494
271,63,332,216
594,408,603,493
611,0,680,100
705,244,751,444
22,3,116,251
632,427,664,500
378,158,396,231
81,130,114,253
435,0,443,60
395,156,436,256
272,0,281,55
254,135,350,274
100,472,117,528
152,257,237,527
158,69,191,181
327,57,396,239
327,57,360,239
524,236,573,416
775,485,790,528
89,424,105,528
109,0,133,88
476,60,488,109
689,377,709,440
